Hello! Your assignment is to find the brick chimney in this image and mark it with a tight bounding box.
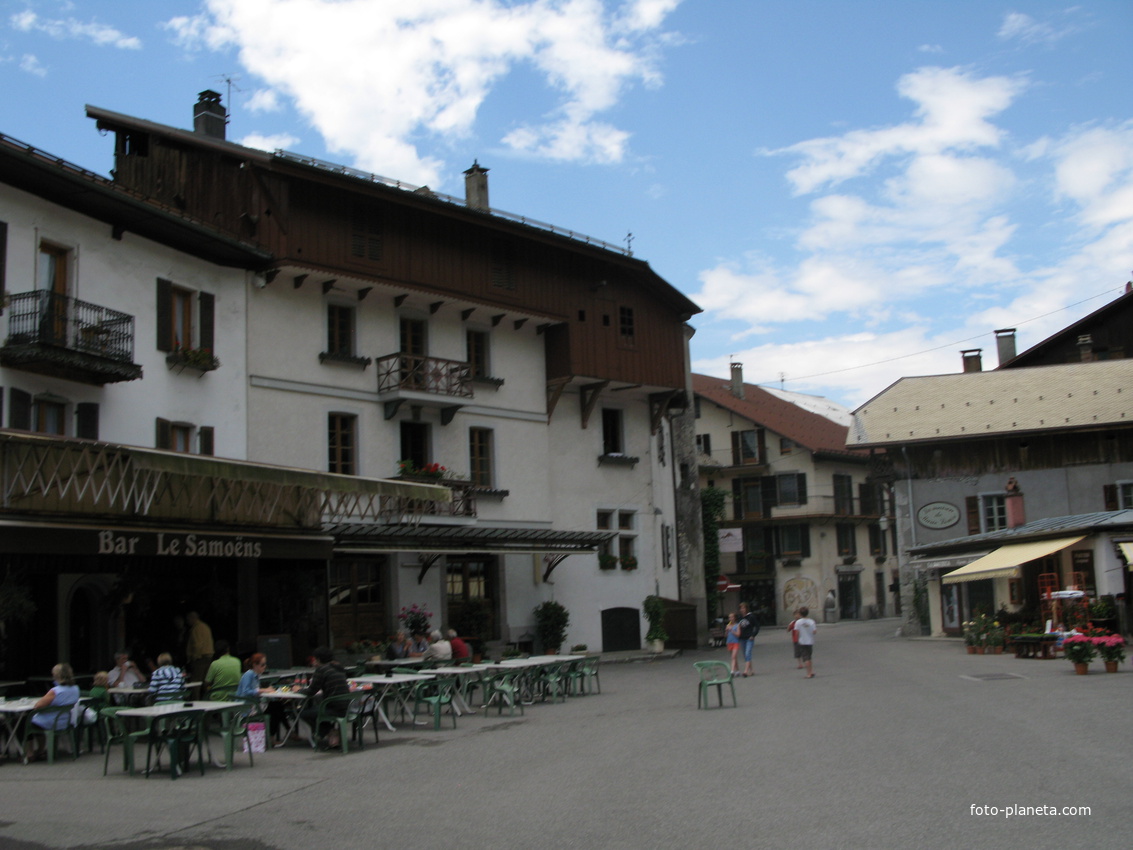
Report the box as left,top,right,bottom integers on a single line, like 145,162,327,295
994,329,1016,366
1004,477,1025,528
194,90,226,140
961,349,983,373
464,160,489,211
730,362,745,399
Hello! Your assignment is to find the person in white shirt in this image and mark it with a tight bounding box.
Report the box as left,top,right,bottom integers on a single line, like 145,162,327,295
795,607,817,679
107,651,146,689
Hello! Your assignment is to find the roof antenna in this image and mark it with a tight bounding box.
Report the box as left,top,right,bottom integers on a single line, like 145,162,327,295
213,73,243,126
625,231,634,256
780,372,786,390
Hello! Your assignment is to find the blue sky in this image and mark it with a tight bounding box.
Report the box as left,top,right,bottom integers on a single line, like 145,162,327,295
2,0,1131,409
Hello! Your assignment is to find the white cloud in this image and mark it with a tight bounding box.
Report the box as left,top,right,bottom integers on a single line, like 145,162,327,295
997,11,1074,46
774,67,1025,195
245,89,282,114
10,10,141,49
237,131,300,152
163,0,683,186
1048,123,1133,229
19,53,46,77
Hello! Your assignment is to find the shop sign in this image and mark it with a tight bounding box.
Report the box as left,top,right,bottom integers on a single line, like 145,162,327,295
98,530,263,558
917,501,960,530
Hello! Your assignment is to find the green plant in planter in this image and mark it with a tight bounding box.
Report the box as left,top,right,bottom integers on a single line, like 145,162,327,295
985,623,1005,648
1061,635,1098,665
598,553,619,570
643,595,669,643
533,600,570,653
962,621,978,646
620,555,638,571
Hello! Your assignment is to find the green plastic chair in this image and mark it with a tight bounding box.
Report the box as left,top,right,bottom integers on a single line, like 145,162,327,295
100,706,150,776
145,709,206,779
21,704,79,764
581,656,602,694
482,671,524,717
536,662,568,703
695,660,737,709
563,659,588,696
152,688,189,704
313,693,368,753
77,695,106,754
410,677,457,730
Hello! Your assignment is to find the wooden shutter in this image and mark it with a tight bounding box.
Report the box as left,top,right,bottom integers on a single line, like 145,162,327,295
156,278,173,352
1103,484,1118,511
732,478,743,521
9,388,31,430
731,431,741,466
155,417,171,449
796,473,807,505
0,220,7,312
199,426,214,456
800,524,811,558
198,291,215,353
75,402,99,440
965,496,980,535
761,476,778,512
757,428,766,464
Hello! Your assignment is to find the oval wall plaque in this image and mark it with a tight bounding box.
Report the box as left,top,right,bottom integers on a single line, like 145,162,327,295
917,501,960,530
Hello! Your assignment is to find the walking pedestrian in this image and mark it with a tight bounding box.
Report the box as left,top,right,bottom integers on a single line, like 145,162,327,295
724,612,740,674
737,602,759,677
787,611,804,669
795,606,817,678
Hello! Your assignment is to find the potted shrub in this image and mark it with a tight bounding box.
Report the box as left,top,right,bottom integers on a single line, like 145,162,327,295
962,621,979,654
1093,634,1126,673
985,623,1006,654
1061,635,1097,674
620,555,638,571
643,595,669,653
598,553,619,571
533,600,570,654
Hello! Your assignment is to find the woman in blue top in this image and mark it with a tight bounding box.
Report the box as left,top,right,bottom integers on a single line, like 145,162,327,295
237,653,285,744
25,662,81,762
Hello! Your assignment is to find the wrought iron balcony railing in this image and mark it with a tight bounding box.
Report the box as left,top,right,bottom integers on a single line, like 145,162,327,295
1,290,141,384
375,353,473,398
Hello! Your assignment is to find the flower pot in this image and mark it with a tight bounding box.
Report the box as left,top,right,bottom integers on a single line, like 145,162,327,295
992,646,1003,654
646,639,665,653
1104,660,1119,673
966,646,976,654
1073,662,1089,675
974,646,984,655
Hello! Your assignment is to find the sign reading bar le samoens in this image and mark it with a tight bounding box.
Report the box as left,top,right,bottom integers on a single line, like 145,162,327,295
917,502,960,530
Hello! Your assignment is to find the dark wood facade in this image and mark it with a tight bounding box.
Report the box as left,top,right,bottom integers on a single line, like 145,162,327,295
89,105,699,392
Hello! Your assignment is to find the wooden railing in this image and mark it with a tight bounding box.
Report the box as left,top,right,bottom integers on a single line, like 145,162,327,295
375,353,473,398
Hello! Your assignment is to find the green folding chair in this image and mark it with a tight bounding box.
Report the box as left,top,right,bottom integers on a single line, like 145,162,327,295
21,704,79,765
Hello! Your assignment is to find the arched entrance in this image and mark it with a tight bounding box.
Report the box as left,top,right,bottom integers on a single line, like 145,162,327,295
601,606,640,652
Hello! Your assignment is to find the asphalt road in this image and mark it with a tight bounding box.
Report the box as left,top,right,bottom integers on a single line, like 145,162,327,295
1,619,1128,850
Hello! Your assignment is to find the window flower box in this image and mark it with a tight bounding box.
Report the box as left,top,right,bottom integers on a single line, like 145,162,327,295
319,351,372,368
166,346,219,373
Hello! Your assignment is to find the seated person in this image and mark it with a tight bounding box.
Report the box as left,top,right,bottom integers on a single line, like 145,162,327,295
447,629,470,662
296,647,350,749
385,631,411,660
107,650,146,689
421,629,453,662
407,634,430,657
148,653,186,701
237,652,286,745
25,663,80,762
204,639,242,699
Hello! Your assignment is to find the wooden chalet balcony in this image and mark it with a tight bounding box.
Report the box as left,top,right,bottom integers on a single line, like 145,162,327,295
375,352,473,423
1,290,142,385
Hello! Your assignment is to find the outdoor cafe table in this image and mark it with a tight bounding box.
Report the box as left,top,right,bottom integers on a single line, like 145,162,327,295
260,668,313,684
365,658,427,672
0,697,40,760
116,700,247,774
350,673,436,730
420,667,487,715
258,689,309,746
0,681,24,696
107,682,203,705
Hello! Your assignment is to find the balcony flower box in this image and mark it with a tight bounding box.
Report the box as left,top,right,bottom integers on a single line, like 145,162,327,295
166,346,219,373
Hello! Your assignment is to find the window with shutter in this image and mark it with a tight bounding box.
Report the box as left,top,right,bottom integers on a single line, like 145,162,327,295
76,402,99,440
155,417,172,450
0,220,7,311
199,426,215,457
9,388,31,430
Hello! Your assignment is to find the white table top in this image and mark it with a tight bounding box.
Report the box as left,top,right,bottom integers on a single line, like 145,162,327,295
258,689,308,700
0,697,39,713
351,673,436,686
118,700,245,718
260,668,314,680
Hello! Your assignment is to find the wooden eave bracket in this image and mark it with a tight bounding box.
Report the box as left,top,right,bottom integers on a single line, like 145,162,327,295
542,553,570,583
648,390,678,435
357,287,372,301
293,273,308,290
461,308,475,321
430,301,444,315
579,381,609,430
394,294,409,308
417,553,443,584
322,279,338,294
440,405,462,425
384,399,405,420
546,376,572,421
